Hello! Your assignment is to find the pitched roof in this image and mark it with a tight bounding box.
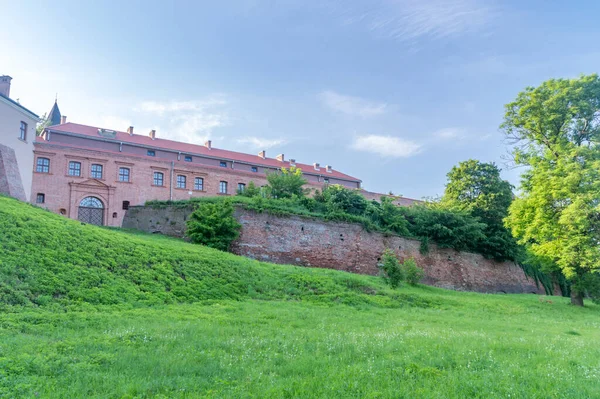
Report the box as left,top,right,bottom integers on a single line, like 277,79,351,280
47,100,61,126
44,122,361,182
0,94,39,119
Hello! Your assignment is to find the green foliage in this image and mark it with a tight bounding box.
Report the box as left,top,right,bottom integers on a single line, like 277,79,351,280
402,205,486,252
439,159,519,262
320,184,369,215
365,196,410,236
502,74,600,305
237,180,261,197
185,200,241,251
401,258,424,285
378,249,404,288
266,166,307,199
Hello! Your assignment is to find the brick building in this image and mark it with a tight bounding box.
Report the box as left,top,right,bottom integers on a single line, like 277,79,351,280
32,121,364,226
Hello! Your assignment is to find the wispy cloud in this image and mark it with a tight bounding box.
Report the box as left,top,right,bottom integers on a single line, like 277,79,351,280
135,97,229,144
236,137,287,149
319,90,387,117
351,135,421,158
433,127,465,140
137,98,227,116
330,0,495,43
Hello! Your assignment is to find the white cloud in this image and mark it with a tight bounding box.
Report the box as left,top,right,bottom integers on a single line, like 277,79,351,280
137,98,227,116
135,97,229,144
433,127,465,140
331,0,495,43
236,137,287,149
319,90,387,118
351,135,421,158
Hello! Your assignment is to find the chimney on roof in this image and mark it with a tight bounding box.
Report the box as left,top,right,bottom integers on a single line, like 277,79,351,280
258,150,266,159
205,140,212,150
0,75,12,98
60,115,67,124
289,158,296,167
127,126,134,136
326,165,332,173
313,162,320,171
276,154,284,162
149,129,156,140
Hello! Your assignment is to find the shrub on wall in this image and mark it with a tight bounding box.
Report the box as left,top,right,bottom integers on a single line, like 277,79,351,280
185,200,241,251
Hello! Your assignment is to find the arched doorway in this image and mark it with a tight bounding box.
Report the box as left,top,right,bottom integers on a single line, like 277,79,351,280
78,196,104,225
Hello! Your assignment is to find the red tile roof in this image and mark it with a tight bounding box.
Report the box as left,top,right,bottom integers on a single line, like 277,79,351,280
43,122,361,182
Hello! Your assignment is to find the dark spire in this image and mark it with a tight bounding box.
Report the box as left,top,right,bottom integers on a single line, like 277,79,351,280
47,99,62,126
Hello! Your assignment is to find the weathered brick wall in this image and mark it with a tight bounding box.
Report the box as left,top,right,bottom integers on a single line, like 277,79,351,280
0,144,26,201
123,205,545,295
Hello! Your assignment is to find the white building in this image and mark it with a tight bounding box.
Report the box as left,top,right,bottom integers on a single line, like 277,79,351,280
0,76,39,201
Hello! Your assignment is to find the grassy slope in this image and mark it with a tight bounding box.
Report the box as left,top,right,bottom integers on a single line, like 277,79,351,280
1,196,600,398
0,195,428,309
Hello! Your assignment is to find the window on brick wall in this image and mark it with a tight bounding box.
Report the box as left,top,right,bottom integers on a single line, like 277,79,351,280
19,121,27,141
91,164,103,179
36,193,45,204
219,181,228,194
68,161,81,176
147,150,156,156
237,183,246,193
122,201,130,210
194,177,204,191
36,157,50,173
251,166,258,172
220,161,227,168
153,171,164,186
177,175,186,189
184,155,192,162
118,167,130,182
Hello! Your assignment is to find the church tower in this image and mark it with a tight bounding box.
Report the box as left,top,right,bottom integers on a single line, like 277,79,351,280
47,99,62,126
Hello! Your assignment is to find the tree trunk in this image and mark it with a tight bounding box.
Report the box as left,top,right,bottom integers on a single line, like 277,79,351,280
570,290,584,307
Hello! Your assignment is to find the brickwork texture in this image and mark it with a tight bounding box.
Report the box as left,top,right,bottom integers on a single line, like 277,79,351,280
123,205,545,295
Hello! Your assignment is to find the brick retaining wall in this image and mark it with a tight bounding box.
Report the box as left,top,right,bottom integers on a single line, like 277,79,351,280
123,205,546,294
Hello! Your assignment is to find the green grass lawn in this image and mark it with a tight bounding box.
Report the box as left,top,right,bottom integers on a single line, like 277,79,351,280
2,296,600,398
1,196,600,398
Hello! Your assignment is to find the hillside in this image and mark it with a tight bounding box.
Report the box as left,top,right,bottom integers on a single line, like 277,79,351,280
0,195,435,309
1,196,600,398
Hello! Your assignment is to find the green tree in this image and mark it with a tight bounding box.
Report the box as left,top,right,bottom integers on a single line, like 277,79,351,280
440,160,519,261
502,74,600,306
36,113,49,136
186,200,241,251
321,184,368,215
237,181,261,197
266,167,307,199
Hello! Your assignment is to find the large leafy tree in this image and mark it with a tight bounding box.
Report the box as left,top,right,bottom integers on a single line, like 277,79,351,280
502,74,600,306
440,160,519,261
266,166,307,199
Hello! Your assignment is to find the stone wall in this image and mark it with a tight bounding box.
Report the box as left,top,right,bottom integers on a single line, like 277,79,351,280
123,205,545,295
0,144,26,201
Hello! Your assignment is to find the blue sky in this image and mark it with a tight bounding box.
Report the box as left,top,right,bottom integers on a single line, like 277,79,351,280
3,0,600,199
